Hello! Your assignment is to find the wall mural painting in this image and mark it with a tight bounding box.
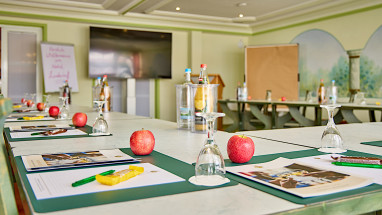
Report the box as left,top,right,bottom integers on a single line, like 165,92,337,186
291,29,349,98
361,25,382,98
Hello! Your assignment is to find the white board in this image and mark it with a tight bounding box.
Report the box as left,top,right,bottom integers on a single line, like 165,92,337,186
41,43,79,92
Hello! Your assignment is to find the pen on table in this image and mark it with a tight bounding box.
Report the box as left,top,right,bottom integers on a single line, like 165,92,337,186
332,162,382,169
72,170,115,187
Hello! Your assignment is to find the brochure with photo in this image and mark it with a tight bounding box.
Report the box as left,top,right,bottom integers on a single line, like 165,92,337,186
226,157,373,198
22,149,140,172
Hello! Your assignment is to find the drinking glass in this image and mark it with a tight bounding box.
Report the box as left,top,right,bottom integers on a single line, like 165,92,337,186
319,105,346,153
306,91,313,103
92,100,109,134
28,93,36,108
189,112,230,186
354,92,366,105
43,95,51,112
22,93,30,106
59,97,69,119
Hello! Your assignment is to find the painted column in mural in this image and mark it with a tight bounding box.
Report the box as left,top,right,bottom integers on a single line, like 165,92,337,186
347,49,362,94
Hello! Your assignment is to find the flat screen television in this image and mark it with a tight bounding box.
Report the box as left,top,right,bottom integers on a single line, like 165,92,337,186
89,27,172,79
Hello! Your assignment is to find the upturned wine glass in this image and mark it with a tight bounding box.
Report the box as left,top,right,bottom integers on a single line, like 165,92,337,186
319,104,346,153
59,97,69,119
44,95,51,112
189,112,230,186
92,100,109,134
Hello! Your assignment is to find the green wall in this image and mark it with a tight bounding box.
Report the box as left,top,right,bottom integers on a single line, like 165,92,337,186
1,5,381,122
249,6,382,51
0,14,247,122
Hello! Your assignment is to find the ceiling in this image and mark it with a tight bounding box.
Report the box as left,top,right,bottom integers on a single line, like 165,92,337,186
0,0,381,33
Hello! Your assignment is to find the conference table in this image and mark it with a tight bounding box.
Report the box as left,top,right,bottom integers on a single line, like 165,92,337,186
219,99,382,131
237,122,382,214
3,106,382,214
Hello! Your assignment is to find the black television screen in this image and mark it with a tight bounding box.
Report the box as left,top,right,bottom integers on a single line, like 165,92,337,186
89,27,172,79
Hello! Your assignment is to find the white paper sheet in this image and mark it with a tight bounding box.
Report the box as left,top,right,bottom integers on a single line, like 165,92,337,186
8,124,87,138
26,163,185,200
6,116,56,122
10,129,87,138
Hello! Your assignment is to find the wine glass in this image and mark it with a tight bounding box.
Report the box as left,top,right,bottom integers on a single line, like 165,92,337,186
355,92,366,105
22,93,30,106
44,95,51,112
92,100,109,135
59,97,69,119
189,112,230,186
319,105,346,153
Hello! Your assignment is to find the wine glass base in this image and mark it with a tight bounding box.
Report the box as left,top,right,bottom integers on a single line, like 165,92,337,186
318,148,347,154
188,175,230,186
89,132,111,136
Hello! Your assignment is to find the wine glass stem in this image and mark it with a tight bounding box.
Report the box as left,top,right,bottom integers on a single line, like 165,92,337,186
326,107,335,125
207,119,215,143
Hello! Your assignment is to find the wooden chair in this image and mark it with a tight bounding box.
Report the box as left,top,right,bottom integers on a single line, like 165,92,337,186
0,98,18,215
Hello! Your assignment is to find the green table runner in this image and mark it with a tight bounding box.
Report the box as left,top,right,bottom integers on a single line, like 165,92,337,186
4,125,104,142
361,141,382,147
225,149,382,205
15,149,238,213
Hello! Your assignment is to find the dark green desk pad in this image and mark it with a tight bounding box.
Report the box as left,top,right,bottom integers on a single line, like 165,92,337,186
4,125,99,142
361,141,382,147
224,149,382,205
15,148,238,213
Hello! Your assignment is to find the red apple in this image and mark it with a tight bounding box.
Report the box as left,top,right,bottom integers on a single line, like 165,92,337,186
281,96,286,101
49,106,60,117
227,135,255,163
21,98,26,104
36,102,45,111
130,129,155,155
72,112,87,127
26,100,34,107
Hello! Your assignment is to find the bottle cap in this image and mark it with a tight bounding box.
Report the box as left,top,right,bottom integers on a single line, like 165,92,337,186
103,75,107,78
97,77,101,80
200,64,207,68
185,68,191,73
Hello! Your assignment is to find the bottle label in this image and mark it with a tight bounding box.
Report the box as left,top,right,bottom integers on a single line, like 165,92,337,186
180,107,191,119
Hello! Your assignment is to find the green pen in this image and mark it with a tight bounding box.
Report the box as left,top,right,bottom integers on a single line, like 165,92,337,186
72,170,115,187
332,162,382,169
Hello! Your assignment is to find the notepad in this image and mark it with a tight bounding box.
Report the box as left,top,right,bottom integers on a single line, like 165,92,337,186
26,163,185,200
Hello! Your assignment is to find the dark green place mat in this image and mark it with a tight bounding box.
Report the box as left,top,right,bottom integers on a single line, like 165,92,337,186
15,149,238,213
4,125,104,142
360,141,382,147
225,149,382,205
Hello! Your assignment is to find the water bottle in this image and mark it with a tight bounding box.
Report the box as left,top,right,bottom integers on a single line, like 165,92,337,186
177,68,192,129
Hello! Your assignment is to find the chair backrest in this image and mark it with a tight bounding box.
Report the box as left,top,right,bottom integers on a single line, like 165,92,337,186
0,98,18,215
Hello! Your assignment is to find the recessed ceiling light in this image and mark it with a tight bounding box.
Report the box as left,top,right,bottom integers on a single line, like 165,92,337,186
175,7,180,11
237,3,247,7
239,14,244,18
